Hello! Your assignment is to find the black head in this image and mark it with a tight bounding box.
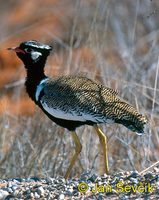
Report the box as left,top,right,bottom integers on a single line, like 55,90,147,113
8,40,52,68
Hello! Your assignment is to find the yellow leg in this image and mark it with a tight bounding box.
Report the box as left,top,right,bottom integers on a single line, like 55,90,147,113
94,125,109,174
65,131,82,179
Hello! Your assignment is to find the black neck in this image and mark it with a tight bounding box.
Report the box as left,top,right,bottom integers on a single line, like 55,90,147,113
25,64,47,103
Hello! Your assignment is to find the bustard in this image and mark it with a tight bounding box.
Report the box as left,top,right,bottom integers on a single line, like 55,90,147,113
8,40,147,178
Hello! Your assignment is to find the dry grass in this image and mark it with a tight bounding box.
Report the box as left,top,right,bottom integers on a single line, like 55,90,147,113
0,0,159,179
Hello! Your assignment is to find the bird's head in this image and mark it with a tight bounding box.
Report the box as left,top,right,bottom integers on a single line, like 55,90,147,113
8,40,53,68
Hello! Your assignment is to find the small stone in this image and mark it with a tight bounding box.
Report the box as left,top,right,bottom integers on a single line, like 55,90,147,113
13,178,22,183
119,193,129,200
129,171,139,178
154,167,159,173
7,187,13,193
103,173,109,178
7,182,13,188
80,171,92,181
59,194,65,200
0,189,9,199
112,189,118,194
34,192,40,198
125,171,130,176
144,172,153,179
129,177,138,184
88,174,98,182
37,186,45,196
12,190,19,196
30,192,34,198
3,194,14,200
11,185,18,191
24,188,31,195
115,172,124,177
46,177,54,184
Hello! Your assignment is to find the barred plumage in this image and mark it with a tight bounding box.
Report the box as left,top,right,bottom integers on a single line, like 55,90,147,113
8,40,148,178
37,75,147,133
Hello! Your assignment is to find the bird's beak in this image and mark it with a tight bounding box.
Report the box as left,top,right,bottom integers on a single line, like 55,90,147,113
7,47,26,54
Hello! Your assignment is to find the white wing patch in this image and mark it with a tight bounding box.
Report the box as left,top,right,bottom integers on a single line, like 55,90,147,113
41,101,98,122
35,78,49,101
41,101,114,123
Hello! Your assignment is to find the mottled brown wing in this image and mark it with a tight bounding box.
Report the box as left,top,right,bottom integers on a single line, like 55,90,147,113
39,76,118,123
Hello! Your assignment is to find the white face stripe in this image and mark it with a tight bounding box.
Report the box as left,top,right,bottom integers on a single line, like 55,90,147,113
35,78,49,102
31,51,42,61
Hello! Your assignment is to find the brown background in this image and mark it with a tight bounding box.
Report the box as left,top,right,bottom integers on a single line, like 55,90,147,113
0,0,158,178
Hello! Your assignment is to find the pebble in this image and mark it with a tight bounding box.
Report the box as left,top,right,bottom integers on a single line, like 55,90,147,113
0,189,9,199
129,171,139,178
144,171,153,179
34,192,40,198
129,177,138,184
154,167,159,173
7,187,13,193
59,193,65,200
88,173,98,182
11,185,18,191
0,170,157,199
37,186,45,196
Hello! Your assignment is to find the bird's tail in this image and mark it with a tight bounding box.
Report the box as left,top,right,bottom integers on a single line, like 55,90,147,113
106,101,148,134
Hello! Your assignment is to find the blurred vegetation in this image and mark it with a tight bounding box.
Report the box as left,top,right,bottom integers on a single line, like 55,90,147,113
0,0,159,178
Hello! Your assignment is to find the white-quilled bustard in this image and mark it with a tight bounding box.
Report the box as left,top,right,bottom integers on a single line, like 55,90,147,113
8,40,147,178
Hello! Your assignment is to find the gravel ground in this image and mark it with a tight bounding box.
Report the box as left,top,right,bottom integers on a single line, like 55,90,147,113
0,169,158,200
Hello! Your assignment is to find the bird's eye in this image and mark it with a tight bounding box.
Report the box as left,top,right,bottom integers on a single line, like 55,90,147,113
25,48,32,53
